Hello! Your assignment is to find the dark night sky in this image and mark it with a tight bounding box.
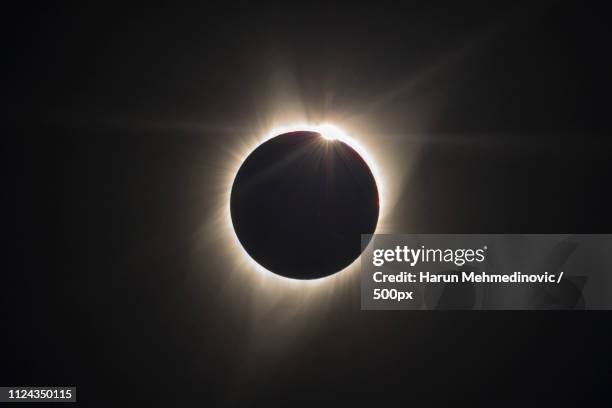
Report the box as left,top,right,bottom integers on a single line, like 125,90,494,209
4,2,612,406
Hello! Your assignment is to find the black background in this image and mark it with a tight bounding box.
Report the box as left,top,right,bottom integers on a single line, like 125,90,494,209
4,2,612,406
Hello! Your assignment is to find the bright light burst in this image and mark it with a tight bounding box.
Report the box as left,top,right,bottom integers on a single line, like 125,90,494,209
200,115,406,310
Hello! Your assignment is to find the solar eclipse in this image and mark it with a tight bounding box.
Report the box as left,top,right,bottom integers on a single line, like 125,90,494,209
230,129,380,280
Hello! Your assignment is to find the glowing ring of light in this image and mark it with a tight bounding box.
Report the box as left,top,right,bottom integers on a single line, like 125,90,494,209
224,122,385,286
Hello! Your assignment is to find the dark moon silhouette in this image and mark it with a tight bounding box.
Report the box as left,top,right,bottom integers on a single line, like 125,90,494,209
230,131,379,279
